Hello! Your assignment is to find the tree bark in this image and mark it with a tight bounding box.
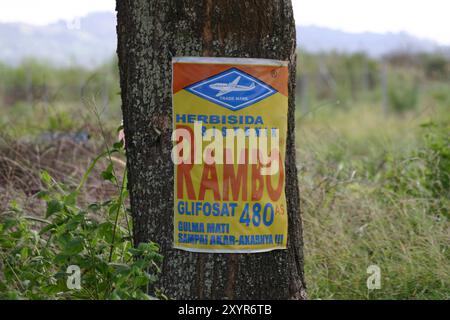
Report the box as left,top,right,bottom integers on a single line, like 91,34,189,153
116,0,306,299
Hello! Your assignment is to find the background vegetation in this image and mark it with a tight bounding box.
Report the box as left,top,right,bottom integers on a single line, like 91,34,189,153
0,51,449,299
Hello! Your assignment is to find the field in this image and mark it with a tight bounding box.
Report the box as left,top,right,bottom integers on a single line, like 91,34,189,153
299,105,449,299
0,53,449,299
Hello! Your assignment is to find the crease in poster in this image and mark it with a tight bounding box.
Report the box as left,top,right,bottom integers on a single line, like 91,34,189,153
172,57,289,253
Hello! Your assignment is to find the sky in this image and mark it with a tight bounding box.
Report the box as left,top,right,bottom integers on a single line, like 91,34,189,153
0,0,449,45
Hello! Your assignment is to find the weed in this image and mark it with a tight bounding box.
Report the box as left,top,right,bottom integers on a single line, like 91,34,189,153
0,140,163,299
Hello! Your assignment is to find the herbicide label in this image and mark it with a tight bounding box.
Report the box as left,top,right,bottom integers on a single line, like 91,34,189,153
172,57,289,253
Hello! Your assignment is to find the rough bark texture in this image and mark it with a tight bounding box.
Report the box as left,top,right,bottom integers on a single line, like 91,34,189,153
116,0,306,299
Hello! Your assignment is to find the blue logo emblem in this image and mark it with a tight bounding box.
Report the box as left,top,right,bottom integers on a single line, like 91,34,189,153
184,68,277,111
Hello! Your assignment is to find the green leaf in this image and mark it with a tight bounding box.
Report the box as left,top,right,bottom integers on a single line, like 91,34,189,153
36,190,50,200
98,222,114,242
63,237,84,255
63,192,78,206
88,203,102,212
40,170,52,186
108,202,120,218
113,140,124,149
3,218,19,231
46,200,63,218
101,164,115,182
20,247,29,260
65,213,84,231
39,223,57,235
9,199,21,212
54,253,70,264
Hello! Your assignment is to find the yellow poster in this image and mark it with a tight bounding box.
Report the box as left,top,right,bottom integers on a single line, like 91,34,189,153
172,57,288,253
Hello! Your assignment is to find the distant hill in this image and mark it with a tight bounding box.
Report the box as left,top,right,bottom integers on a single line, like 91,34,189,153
297,25,443,56
0,12,116,68
0,12,447,68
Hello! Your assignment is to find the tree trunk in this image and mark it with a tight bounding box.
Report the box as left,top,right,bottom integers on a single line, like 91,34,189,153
116,0,306,299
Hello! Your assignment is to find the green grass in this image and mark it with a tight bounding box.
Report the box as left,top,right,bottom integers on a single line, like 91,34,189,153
298,103,449,299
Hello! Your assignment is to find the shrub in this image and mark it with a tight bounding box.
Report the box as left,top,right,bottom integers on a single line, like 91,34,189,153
384,121,450,218
388,75,419,113
424,55,449,80
0,142,163,299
